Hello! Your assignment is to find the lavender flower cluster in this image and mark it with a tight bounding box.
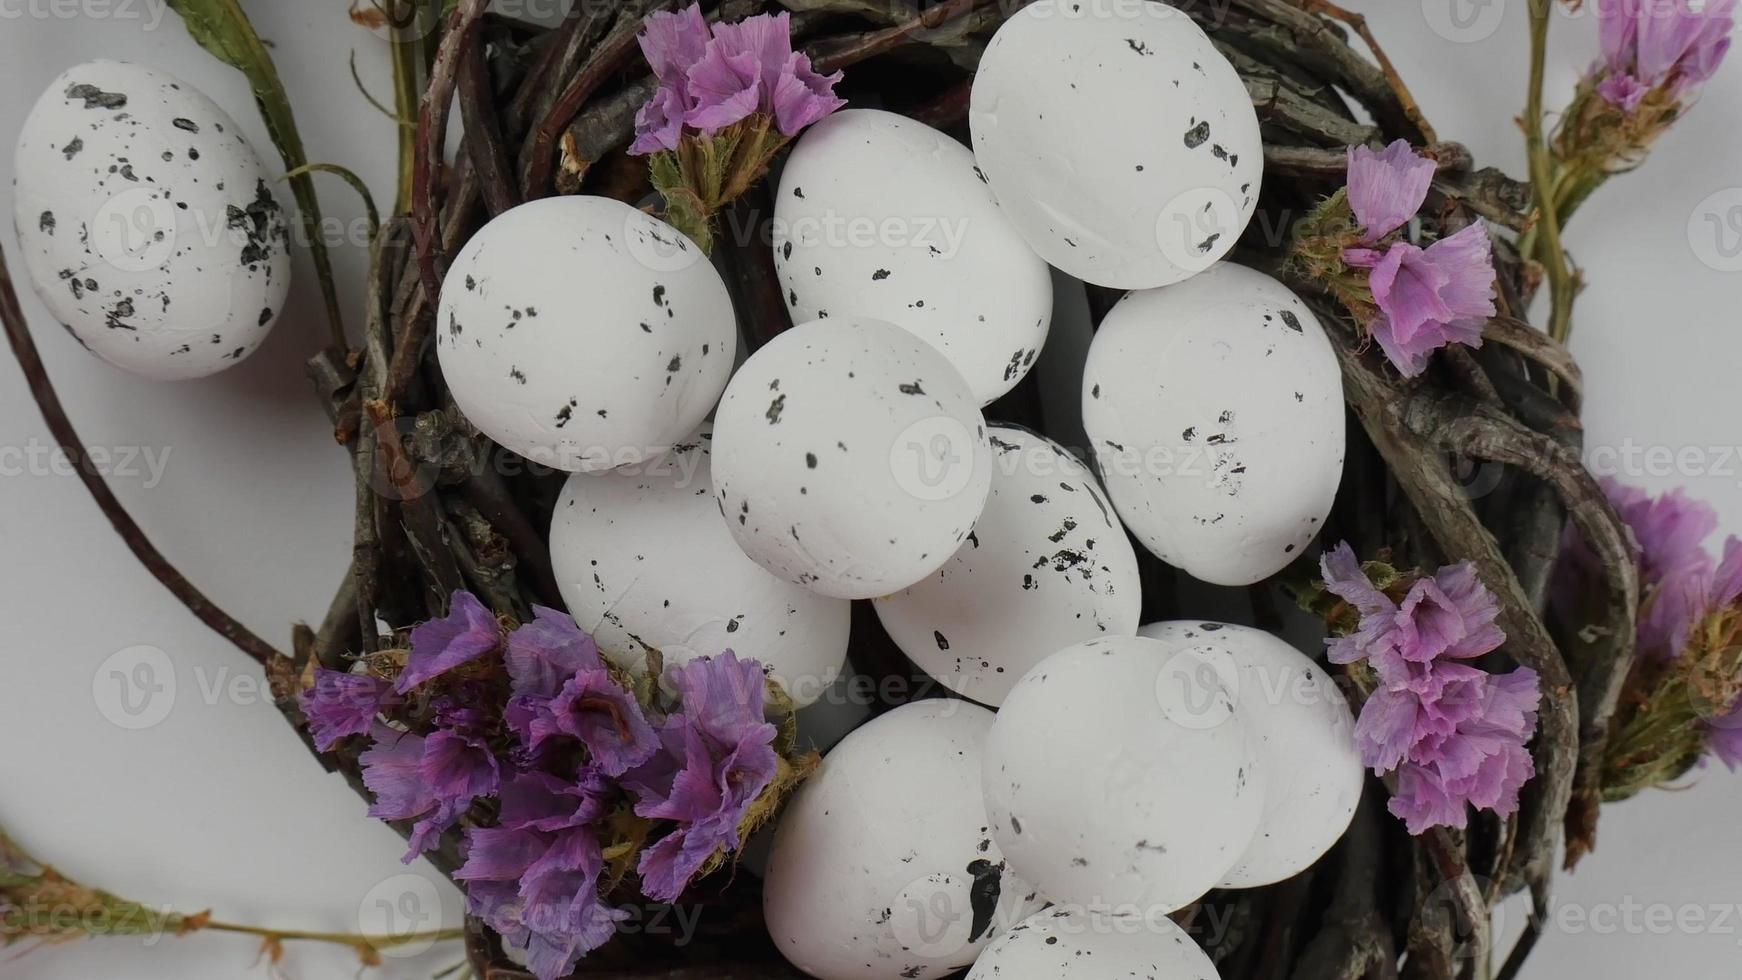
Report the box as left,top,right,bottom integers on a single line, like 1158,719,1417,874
1560,479,1742,766
1320,543,1541,834
299,592,779,979
1341,141,1497,378
631,6,846,156
1594,0,1735,111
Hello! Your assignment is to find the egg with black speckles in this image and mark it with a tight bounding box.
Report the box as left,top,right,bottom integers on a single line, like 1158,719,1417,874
436,196,736,472
983,635,1265,914
1140,621,1362,888
772,109,1052,406
765,700,1043,980
874,425,1141,706
966,905,1220,980
549,425,850,708
1082,262,1344,586
12,61,291,379
969,0,1262,289
710,316,992,600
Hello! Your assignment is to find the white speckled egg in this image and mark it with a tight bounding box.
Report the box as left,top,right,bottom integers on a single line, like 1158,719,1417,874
970,0,1262,288
772,109,1052,405
765,700,1041,980
1082,262,1344,586
966,906,1220,980
874,425,1141,706
710,317,992,600
983,635,1264,914
12,61,290,380
550,426,850,708
1138,621,1362,888
436,196,736,471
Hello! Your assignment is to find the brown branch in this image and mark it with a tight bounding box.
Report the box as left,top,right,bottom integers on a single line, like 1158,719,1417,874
1293,0,1438,143
412,0,491,307
0,244,283,667
520,1,667,200
1481,315,1582,409
459,36,522,217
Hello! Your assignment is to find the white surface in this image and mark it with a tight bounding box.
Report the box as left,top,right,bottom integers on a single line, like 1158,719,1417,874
0,2,1738,978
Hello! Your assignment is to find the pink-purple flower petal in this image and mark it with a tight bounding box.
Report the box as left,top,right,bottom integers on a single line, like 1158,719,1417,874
1366,224,1495,377
301,669,396,751
396,591,501,693
529,669,660,777
1320,542,1538,834
506,605,606,699
1346,140,1437,242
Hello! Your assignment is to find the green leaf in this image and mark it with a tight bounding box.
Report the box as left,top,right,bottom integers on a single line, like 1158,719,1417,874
166,0,348,348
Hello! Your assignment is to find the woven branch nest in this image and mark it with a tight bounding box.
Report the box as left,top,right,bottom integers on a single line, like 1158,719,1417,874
258,1,1635,978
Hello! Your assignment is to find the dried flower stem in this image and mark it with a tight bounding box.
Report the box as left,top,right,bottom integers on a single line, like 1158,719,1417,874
1524,0,1580,343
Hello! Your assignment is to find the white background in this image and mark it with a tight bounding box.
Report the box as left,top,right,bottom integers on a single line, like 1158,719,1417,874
1,1,1739,978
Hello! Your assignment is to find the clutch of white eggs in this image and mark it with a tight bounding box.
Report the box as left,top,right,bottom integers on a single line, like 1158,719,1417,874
10,4,1362,977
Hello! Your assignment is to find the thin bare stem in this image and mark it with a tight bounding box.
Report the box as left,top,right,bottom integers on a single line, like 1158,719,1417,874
1524,0,1579,343
0,245,283,667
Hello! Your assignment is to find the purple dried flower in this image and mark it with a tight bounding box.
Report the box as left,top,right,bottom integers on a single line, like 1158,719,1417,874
640,4,710,81
1596,0,1736,106
459,826,624,980
360,727,463,860
624,652,778,901
683,13,845,136
630,6,844,155
498,769,616,833
1558,479,1740,657
632,6,710,155
457,770,628,980
300,668,396,751
1351,224,1496,378
422,728,503,809
1346,140,1438,243
527,669,660,777
1336,140,1496,377
1320,542,1540,833
396,591,501,694
1321,543,1505,676
507,606,606,699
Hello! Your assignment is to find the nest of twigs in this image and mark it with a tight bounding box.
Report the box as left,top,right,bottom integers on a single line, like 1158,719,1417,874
0,1,1645,978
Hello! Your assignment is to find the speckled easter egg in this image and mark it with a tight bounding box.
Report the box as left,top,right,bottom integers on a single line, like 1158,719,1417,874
764,700,1041,980
1082,262,1344,586
874,425,1142,706
772,109,1052,405
710,317,992,600
549,426,850,708
436,196,736,471
969,0,1262,288
12,61,290,379
966,906,1220,980
1139,621,1362,888
983,635,1265,914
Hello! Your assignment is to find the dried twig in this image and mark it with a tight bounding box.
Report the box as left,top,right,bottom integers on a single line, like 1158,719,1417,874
0,245,283,667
